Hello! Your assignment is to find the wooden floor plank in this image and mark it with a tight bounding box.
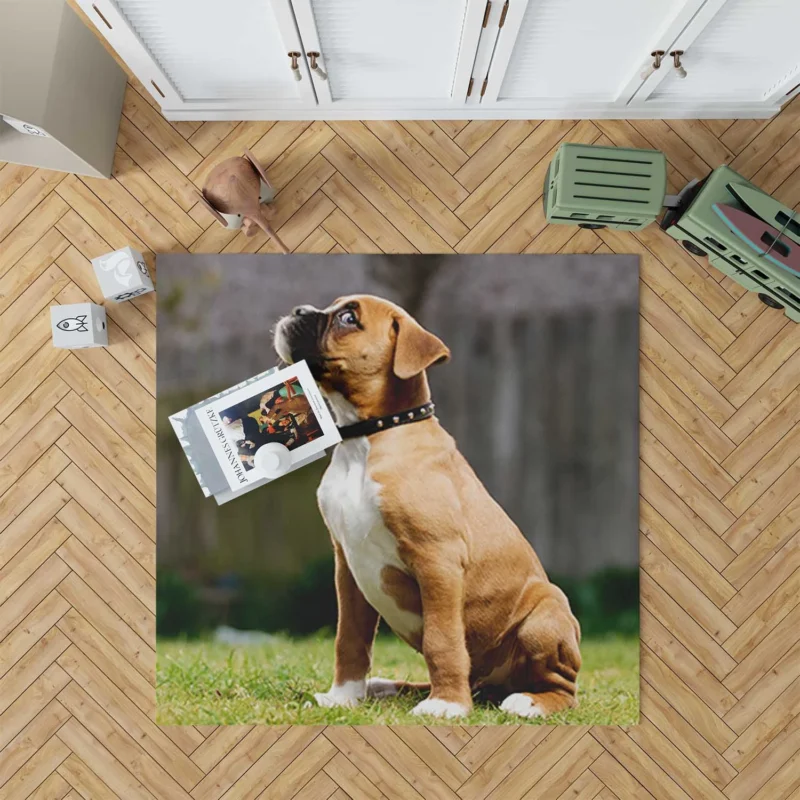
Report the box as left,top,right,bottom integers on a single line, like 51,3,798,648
2,71,800,800
591,726,694,800
641,682,737,790
455,119,579,230
56,681,193,800
328,124,466,247
0,700,69,796
0,193,70,279
364,120,469,210
641,536,736,643
640,500,736,608
56,718,158,800
641,611,737,717
400,121,469,174
121,85,202,176
56,753,119,800
0,163,36,206
453,121,539,192
0,229,68,317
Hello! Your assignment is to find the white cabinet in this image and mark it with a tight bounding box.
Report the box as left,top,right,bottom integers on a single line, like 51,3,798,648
78,0,316,112
632,0,800,111
76,0,800,120
289,0,485,109
481,0,706,107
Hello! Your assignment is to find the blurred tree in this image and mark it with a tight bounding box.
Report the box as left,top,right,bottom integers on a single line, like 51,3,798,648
367,254,444,316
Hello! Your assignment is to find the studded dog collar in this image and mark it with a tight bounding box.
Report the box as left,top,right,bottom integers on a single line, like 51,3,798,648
336,402,436,440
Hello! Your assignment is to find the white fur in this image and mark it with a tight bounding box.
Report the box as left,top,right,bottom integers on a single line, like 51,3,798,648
317,394,424,645
366,677,401,698
500,693,545,718
411,698,469,719
314,680,365,708
324,390,360,425
272,318,293,364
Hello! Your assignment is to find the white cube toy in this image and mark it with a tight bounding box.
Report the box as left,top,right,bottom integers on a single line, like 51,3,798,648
51,303,108,349
91,246,154,302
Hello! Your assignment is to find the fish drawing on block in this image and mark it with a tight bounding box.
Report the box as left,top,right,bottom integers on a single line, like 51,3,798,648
712,203,800,277
57,315,89,332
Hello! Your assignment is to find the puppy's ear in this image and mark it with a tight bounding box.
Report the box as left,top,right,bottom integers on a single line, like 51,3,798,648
392,314,450,380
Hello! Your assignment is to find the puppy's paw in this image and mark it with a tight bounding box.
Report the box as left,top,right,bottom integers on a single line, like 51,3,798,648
411,697,470,719
314,680,365,708
500,693,545,719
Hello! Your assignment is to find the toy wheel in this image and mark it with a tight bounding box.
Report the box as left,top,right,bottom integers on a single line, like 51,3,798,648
682,240,707,257
758,293,784,310
578,223,606,229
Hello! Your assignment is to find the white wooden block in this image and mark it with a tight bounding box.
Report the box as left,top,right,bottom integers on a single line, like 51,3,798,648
91,246,154,302
51,302,108,348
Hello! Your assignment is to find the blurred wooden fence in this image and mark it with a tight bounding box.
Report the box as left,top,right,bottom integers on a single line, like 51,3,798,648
157,303,638,580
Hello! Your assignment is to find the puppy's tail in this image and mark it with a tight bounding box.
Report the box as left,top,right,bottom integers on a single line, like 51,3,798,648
366,678,430,699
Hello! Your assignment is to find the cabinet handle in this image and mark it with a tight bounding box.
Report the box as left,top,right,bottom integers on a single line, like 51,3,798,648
499,1,509,27
288,51,302,81
307,52,328,81
640,50,665,81
670,50,687,79
92,4,113,29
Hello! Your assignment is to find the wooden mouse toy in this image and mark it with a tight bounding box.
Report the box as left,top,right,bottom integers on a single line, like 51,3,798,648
197,149,289,253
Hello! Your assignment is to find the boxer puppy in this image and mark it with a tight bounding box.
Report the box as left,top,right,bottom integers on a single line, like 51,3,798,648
274,295,581,719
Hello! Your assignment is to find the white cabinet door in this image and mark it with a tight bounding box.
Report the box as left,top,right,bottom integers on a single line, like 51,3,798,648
480,0,707,112
289,0,486,109
633,0,800,112
76,0,316,113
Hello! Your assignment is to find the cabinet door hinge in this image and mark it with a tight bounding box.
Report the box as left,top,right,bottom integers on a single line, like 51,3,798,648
467,77,475,97
499,0,509,27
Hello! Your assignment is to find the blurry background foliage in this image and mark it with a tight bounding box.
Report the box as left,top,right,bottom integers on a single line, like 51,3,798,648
157,560,638,640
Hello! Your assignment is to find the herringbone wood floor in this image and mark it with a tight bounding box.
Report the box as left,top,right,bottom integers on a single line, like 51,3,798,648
3,63,800,799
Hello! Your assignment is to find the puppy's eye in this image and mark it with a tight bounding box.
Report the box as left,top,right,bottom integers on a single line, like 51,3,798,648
338,309,358,326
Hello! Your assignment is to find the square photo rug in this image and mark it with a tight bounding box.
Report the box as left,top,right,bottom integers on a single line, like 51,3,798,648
156,253,639,726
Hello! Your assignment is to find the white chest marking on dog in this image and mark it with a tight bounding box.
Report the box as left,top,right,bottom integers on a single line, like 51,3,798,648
318,395,423,645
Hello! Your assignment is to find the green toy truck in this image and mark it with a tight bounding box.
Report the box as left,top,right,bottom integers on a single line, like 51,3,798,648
660,165,800,323
544,143,800,322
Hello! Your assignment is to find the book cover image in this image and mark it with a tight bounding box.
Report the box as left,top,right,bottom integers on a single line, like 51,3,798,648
169,361,340,502
195,361,339,492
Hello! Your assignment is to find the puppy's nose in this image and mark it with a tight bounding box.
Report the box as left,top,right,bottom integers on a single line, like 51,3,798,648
292,305,315,317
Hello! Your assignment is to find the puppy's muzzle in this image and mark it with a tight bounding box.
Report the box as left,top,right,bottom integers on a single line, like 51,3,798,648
273,305,329,376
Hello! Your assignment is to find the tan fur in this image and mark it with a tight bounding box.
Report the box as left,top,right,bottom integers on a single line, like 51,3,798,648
380,565,423,650
329,540,380,685
282,295,581,715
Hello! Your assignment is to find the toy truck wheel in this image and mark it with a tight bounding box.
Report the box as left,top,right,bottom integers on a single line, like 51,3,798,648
681,240,707,257
758,293,784,310
578,223,606,229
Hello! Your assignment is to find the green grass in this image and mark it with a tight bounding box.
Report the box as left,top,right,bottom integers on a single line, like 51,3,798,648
157,633,639,726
